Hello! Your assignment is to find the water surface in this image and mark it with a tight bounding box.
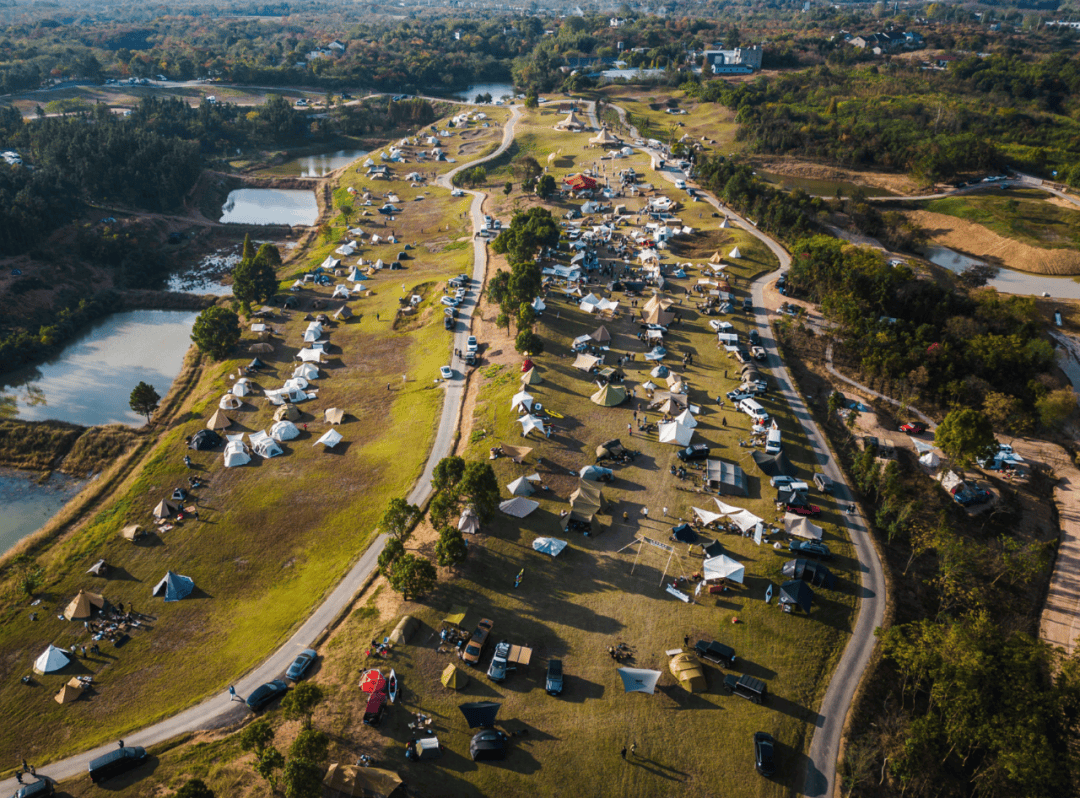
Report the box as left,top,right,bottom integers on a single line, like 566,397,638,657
923,245,1080,300
0,468,86,556
446,83,517,102
258,148,368,178
220,188,318,226
757,170,896,198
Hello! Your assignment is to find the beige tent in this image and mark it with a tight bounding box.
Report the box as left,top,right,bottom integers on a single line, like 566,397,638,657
323,763,405,798
121,524,145,542
324,407,345,425
389,615,419,645
709,251,724,264
333,305,353,320
784,513,824,541
521,367,543,385
63,590,105,621
589,325,611,343
152,499,179,520
590,383,627,407
643,294,674,314
573,353,601,371
441,663,468,690
219,394,243,410
248,342,274,354
669,653,707,693
274,403,301,422
499,443,533,463
54,677,85,705
589,127,621,146
206,409,232,430
555,110,585,131
643,307,676,326
570,478,607,516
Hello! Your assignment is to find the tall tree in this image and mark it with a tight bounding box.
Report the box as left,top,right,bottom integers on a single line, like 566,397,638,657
386,553,436,601
191,306,240,360
435,526,468,568
128,381,160,422
380,497,421,539
281,683,325,729
935,408,997,469
432,455,466,492
458,462,500,521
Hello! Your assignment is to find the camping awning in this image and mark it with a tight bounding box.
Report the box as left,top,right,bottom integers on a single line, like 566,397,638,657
728,509,763,532
532,537,567,557
617,667,661,695
692,507,724,526
459,701,501,729
751,450,795,478
499,497,539,518
703,554,745,583
784,513,824,540
573,353,601,371
671,523,697,544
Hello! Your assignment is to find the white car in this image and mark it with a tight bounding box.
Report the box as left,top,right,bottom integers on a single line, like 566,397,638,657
466,336,478,353
709,320,734,332
440,296,460,307
440,366,454,380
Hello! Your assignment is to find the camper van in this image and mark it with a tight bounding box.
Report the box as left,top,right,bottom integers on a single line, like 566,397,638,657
765,427,782,454
738,398,769,423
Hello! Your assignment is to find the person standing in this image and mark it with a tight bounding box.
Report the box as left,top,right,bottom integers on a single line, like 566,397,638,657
629,742,637,757
620,746,627,760
684,634,689,647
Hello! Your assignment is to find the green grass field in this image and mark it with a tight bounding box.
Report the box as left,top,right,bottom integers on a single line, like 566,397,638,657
922,188,1080,249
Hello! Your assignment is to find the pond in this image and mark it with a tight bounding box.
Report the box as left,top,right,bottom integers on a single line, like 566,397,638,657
923,245,1080,300
0,468,87,557
444,82,518,102
219,188,318,226
0,310,201,427
756,170,896,198
257,148,369,178
167,249,238,296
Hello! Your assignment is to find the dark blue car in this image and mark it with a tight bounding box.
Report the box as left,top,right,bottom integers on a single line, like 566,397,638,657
247,679,289,712
286,649,318,681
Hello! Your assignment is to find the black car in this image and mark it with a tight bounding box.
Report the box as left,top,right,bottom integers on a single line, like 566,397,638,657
676,443,710,462
546,659,564,695
444,317,454,331
88,746,148,784
789,540,832,560
695,639,736,668
724,673,767,704
246,679,289,712
13,779,54,797
470,730,509,761
748,329,761,346
754,732,776,776
286,648,318,681
742,298,753,313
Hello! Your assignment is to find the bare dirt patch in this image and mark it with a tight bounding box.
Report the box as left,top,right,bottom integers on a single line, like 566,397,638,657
751,156,923,195
906,209,1080,275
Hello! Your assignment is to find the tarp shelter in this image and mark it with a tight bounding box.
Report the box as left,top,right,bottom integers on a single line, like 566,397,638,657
500,497,539,518
784,513,824,541
315,429,343,448
249,342,273,354
325,408,345,425
458,508,480,534
442,606,468,628
519,415,546,438
507,477,535,497
521,367,543,385
779,579,814,613
87,559,108,576
644,346,667,362
783,559,837,590
643,294,674,314
500,444,533,463
389,615,419,645
441,663,468,690
589,325,612,343
54,677,85,705
580,465,613,482
63,590,105,621
459,701,501,729
532,537,568,557
692,507,724,526
658,421,694,446
206,410,232,430
153,499,180,519
671,523,698,544
702,540,725,559
573,353,601,371
703,554,745,584
121,525,145,542
617,667,662,695
511,391,534,412
728,509,763,533
33,645,70,675
271,420,300,441
323,764,405,798
713,499,743,515
570,479,607,515
704,459,747,496
223,441,250,467
669,653,707,693
590,383,627,407
189,430,222,451
274,403,301,422
219,394,243,410
294,363,320,381
751,450,796,478
153,571,195,602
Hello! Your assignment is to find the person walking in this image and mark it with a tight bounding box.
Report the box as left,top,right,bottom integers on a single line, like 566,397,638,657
629,742,637,757
14,773,22,786
684,634,689,647
118,740,125,749
621,746,627,760
21,759,28,773
387,383,391,391
228,685,238,701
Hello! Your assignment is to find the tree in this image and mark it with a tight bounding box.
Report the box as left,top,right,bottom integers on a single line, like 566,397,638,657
436,526,468,568
288,727,328,762
486,270,510,307
339,204,354,227
496,311,511,335
175,780,215,798
517,302,536,332
255,747,285,787
524,90,539,109
503,181,513,197
386,553,437,601
515,328,544,356
380,497,420,539
512,155,542,182
128,381,160,422
432,455,466,492
935,408,997,469
458,462,500,521
1036,388,1075,429
281,682,325,728
239,718,275,755
983,391,1030,435
429,490,457,529
191,306,240,360
232,244,280,309
282,758,323,798
536,174,556,199
378,537,405,576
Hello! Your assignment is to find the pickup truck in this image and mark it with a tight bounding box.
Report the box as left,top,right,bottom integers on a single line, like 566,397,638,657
786,503,822,517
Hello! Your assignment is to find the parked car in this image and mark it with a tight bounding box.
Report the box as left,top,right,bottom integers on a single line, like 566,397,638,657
546,659,564,695
748,329,761,346
466,335,478,353
470,730,508,761
771,476,808,491
724,673,767,704
754,732,777,776
694,639,736,668
285,648,318,681
751,345,767,361
462,619,493,665
440,366,454,380
246,679,290,712
487,641,510,681
676,443,711,462
87,746,148,785
789,540,832,560
444,317,455,331
742,298,753,313
440,296,460,307
812,473,833,493
786,503,822,517
13,778,54,797
952,483,993,507
899,422,926,434
727,390,755,403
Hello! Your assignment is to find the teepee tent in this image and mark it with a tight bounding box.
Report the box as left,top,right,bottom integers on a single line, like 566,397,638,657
589,325,612,343
33,645,70,675
658,421,694,446
458,507,481,534
507,477,535,497
63,590,105,621
441,663,468,690
919,451,940,468
153,570,195,602
674,408,697,428
511,391,534,412
153,499,179,520
54,677,85,705
728,247,742,259
314,429,344,448
709,251,723,264
590,383,627,407
719,217,730,229
206,409,232,430
521,367,543,385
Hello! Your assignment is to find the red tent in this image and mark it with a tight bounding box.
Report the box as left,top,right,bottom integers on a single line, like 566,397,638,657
521,359,534,373
365,690,387,714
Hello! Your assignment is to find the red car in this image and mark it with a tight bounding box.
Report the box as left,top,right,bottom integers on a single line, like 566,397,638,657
899,422,926,434
786,503,822,517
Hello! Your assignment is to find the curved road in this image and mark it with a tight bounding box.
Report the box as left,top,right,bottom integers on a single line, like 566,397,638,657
604,100,886,798
0,106,522,796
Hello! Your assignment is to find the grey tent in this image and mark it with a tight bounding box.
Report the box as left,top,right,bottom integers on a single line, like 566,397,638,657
650,364,669,379
751,450,796,478
702,540,724,558
779,579,814,613
189,430,223,451
152,571,195,602
671,523,698,544
644,346,667,361
783,559,837,590
459,701,501,729
579,465,613,482
249,358,265,369
704,459,747,496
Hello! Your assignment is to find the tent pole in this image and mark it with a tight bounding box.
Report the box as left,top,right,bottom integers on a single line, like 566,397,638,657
660,547,674,587
630,539,644,574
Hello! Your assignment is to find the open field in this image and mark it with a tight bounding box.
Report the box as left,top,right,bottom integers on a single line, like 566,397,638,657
595,86,741,153
923,189,1080,249
0,110,507,770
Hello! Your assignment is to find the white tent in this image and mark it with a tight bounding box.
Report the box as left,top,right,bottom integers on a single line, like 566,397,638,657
219,394,243,410
617,667,662,695
284,377,309,391
511,391,534,412
33,644,71,675
336,241,357,256
266,387,310,405
223,441,250,468
692,507,724,526
500,497,539,518
784,513,824,541
519,415,546,438
658,421,693,446
298,349,323,363
459,507,481,534
728,247,742,259
573,353,601,372
332,284,350,299
674,408,697,428
250,430,283,458
314,429,343,448
231,378,251,397
713,498,743,515
532,537,568,557
720,218,730,229
270,420,300,441
293,363,319,380
303,328,324,344
728,509,763,532
507,476,535,497
531,297,546,312
347,266,365,282
919,451,941,468
703,554,745,584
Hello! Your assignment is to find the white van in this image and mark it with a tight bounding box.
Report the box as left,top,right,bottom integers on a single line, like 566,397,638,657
674,179,687,190
738,398,769,423
765,427,782,454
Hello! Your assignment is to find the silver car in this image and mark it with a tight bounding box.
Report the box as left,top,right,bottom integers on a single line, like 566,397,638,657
487,641,511,681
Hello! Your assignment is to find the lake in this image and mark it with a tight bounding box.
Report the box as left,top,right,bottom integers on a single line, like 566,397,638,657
219,188,319,226
756,170,896,198
923,245,1080,300
0,468,86,557
445,82,518,102
0,310,201,427
257,148,369,178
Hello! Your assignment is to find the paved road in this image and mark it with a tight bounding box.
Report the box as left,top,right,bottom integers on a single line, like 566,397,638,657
606,103,886,798
0,105,522,797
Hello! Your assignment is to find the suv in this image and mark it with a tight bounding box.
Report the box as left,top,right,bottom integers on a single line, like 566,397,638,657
487,641,510,681
952,483,992,507
748,329,761,346
14,779,54,797
694,639,736,668
466,336,478,354
462,618,493,665
677,443,710,462
751,345,767,361
88,746,148,784
813,473,833,493
724,673,767,704
546,659,564,695
789,540,832,559
754,732,776,776
771,476,809,491
742,298,753,313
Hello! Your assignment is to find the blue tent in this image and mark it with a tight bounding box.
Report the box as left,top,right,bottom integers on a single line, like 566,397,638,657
671,523,698,544
459,701,501,729
153,570,195,602
644,346,667,361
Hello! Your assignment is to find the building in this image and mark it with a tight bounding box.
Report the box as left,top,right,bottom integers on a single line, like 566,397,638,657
850,31,923,52
702,45,763,74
